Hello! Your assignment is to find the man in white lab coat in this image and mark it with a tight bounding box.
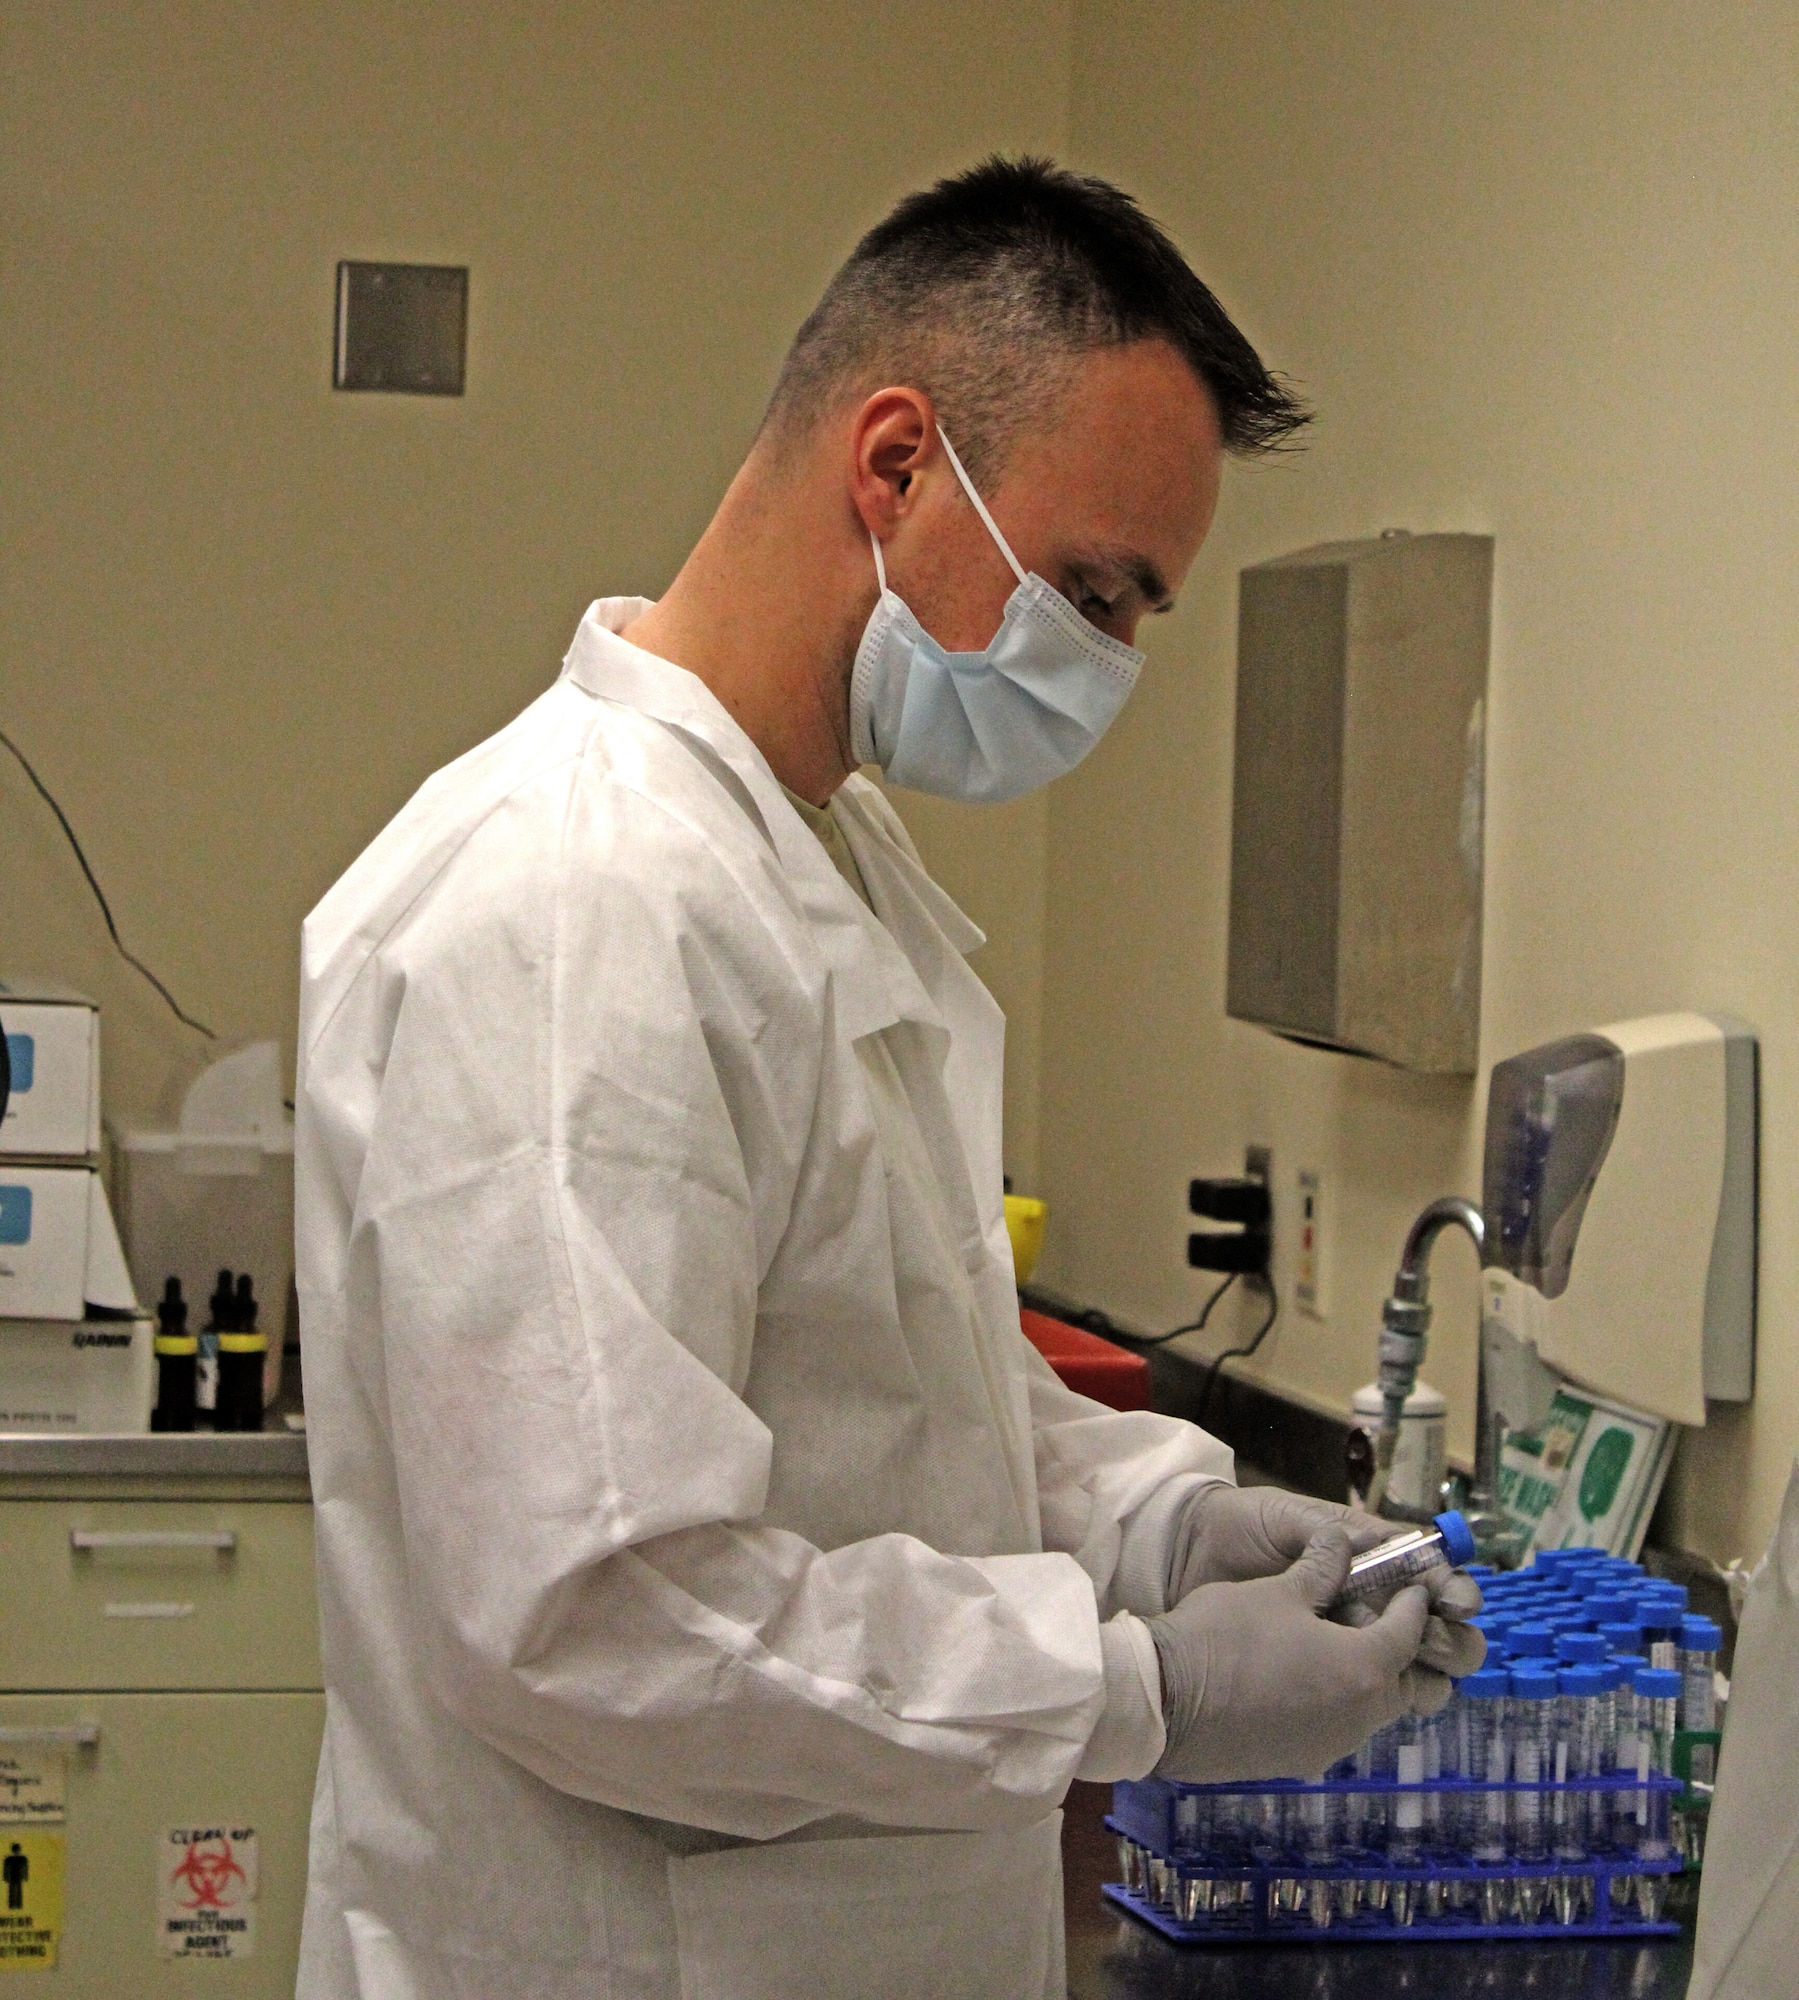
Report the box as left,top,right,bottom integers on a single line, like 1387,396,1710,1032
296,159,1478,2000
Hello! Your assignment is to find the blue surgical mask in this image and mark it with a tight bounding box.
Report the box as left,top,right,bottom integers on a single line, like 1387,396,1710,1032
848,428,1145,804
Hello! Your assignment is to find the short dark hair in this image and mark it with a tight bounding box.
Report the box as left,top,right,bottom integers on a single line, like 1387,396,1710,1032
764,156,1309,480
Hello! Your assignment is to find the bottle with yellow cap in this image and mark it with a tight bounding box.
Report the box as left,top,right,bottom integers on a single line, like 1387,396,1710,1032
214,1272,267,1432
151,1276,198,1433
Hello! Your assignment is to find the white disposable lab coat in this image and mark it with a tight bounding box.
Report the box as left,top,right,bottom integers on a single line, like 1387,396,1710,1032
295,599,1231,2000
1689,1455,1799,2000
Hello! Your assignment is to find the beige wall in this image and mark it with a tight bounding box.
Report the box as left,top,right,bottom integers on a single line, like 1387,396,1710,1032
0,0,1065,1187
7,2,1795,1565
1042,0,1799,1564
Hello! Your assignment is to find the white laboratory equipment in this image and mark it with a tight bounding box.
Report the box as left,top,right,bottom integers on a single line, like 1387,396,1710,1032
1480,1012,1757,1428
1689,1454,1799,1999
112,1044,294,1411
1350,1380,1447,1516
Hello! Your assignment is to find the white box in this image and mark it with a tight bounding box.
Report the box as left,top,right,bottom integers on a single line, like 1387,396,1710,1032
0,983,101,1158
112,1043,294,1390
0,1313,154,1432
0,1167,139,1321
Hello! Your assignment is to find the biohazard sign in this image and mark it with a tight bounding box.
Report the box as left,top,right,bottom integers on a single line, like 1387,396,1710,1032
157,1825,257,1960
0,1831,65,1971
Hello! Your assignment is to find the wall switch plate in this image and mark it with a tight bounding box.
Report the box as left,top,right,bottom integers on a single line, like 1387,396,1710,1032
334,261,468,395
1296,1167,1327,1318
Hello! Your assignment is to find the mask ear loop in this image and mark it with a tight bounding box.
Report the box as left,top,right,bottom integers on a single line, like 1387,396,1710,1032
935,426,1030,589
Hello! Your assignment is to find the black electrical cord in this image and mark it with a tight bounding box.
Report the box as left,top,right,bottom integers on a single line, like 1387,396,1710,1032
1029,1273,1239,1351
1129,1272,1240,1349
1195,1272,1280,1426
0,725,217,1040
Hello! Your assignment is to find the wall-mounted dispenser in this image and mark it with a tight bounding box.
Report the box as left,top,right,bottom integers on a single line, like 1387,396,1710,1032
1479,1012,1757,1427
1227,531,1492,1074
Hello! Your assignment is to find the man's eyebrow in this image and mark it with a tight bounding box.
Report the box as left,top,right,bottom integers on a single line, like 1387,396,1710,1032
1071,543,1175,613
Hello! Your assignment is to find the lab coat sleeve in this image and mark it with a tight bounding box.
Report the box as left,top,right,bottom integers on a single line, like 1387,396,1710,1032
1024,1339,1234,1619
318,747,1112,1843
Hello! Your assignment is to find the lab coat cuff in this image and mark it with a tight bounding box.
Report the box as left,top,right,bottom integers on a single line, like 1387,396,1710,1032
1112,1473,1228,1617
1076,1613,1166,1782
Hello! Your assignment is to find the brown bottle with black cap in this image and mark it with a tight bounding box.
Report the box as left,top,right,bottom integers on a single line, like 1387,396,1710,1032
214,1274,267,1432
151,1277,197,1432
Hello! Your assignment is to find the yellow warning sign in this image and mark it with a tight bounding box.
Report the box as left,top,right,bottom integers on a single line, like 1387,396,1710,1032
0,1831,64,1972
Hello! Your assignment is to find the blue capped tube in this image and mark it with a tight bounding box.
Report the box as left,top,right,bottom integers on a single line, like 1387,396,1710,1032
1679,1615,1721,1734
1630,1666,1681,1920
1334,1510,1477,1607
1459,1666,1510,1923
1509,1665,1558,1922
1554,1665,1607,1869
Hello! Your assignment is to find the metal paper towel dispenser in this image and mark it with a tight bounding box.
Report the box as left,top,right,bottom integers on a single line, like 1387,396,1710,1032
1226,532,1493,1073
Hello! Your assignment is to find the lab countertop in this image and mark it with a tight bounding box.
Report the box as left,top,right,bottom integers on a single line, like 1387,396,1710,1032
1062,1782,1694,1999
0,1427,310,1500
0,1429,307,1477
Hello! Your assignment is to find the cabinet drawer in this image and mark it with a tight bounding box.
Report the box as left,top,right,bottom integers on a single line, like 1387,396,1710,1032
0,1502,319,1691
0,1690,322,1995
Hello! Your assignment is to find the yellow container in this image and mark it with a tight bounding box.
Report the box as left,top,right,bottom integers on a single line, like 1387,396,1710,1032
1003,1196,1047,1286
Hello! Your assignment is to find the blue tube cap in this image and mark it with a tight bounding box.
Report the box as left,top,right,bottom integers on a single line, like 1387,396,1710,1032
1633,1666,1682,1700
1680,1615,1723,1651
1558,1665,1608,1697
1434,1510,1477,1568
1462,1667,1510,1699
1507,1621,1556,1657
1510,1665,1560,1701
1555,1631,1607,1664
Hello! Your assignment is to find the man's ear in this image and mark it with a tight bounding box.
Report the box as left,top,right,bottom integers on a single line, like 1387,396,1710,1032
848,387,937,539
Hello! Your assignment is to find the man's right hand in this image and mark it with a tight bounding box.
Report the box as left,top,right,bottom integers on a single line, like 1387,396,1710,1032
1147,1524,1442,1783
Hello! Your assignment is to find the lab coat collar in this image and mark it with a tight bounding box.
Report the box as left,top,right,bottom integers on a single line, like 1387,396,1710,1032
562,601,950,1046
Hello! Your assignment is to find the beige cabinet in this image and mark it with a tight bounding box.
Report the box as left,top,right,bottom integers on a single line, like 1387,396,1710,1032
0,1500,318,1691
0,1450,320,1995
0,1692,322,1995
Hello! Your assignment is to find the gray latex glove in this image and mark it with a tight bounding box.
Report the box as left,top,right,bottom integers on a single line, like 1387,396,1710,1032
1338,1562,1486,1684
1149,1524,1442,1783
1167,1482,1396,1597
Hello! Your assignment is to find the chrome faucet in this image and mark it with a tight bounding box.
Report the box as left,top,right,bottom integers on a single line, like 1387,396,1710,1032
1364,1196,1485,1521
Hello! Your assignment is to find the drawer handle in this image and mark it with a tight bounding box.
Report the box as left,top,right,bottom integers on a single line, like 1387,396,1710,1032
0,1725,99,1748
69,1529,237,1553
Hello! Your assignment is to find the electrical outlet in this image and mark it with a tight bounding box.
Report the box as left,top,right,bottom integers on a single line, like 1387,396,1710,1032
1186,1147,1273,1275
1296,1167,1327,1318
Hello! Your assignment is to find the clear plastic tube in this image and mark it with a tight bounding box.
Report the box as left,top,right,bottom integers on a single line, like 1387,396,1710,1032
1459,1667,1510,1923
1679,1617,1721,1734
1679,1616,1721,1790
1509,1671,1555,1864
1388,1714,1428,1868
1509,1666,1557,1923
1297,1780,1339,1930
1334,1510,1477,1606
1631,1668,1680,1921
1553,1666,1606,1871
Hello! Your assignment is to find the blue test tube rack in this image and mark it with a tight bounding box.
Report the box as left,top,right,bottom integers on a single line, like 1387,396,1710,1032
1107,1772,1684,1946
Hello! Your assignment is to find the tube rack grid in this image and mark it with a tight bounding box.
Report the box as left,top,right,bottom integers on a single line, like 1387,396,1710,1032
1107,1774,1684,1946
